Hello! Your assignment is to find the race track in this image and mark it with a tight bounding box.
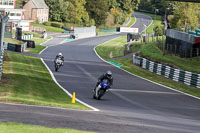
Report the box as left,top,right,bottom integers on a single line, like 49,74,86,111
0,13,200,133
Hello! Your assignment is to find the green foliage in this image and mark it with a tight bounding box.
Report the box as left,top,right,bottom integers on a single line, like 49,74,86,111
43,21,52,26
85,0,109,27
43,21,65,28
45,0,94,26
43,0,140,27
154,26,164,36
138,0,172,15
1,52,89,110
51,22,64,28
170,2,200,29
15,0,28,8
44,0,63,22
108,0,138,25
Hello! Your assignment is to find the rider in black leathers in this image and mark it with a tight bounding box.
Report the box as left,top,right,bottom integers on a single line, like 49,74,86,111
95,71,113,93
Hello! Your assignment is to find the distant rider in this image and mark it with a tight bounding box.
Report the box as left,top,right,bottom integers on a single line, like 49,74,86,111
95,71,113,96
54,52,64,66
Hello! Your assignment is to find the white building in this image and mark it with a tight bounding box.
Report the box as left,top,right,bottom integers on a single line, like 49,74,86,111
0,0,33,32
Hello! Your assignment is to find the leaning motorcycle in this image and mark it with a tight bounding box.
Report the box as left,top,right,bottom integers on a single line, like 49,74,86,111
93,79,110,100
54,58,62,72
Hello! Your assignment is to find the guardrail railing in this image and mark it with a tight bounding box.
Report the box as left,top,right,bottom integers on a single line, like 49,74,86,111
133,55,200,88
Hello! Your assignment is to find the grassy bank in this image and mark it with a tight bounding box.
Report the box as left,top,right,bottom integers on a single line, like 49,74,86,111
95,36,200,98
95,36,126,58
0,123,94,133
4,38,24,45
0,52,89,110
31,23,64,33
126,16,136,27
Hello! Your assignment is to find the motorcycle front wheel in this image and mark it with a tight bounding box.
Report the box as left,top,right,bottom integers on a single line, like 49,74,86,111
55,65,59,72
97,89,105,100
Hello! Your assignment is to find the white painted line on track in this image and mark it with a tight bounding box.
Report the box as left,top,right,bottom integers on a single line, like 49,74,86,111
130,14,137,27
0,35,100,112
40,58,99,111
93,37,200,101
110,89,180,95
0,102,95,112
39,46,48,55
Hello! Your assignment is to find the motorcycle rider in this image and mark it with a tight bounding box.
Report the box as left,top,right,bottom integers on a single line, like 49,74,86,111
95,71,113,97
54,52,64,66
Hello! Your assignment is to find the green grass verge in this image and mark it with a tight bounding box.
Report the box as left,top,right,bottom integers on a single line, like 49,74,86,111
135,11,163,34
31,23,64,33
28,36,51,54
126,16,136,27
0,52,89,110
4,38,24,45
97,32,117,36
95,37,200,98
0,123,94,133
95,36,126,58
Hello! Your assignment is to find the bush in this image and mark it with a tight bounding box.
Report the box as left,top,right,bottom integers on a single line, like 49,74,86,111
51,22,64,28
43,21,51,26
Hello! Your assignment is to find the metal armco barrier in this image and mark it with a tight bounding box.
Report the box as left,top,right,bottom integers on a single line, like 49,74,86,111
133,55,200,88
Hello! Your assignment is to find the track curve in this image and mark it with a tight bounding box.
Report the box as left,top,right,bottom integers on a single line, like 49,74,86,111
1,13,200,133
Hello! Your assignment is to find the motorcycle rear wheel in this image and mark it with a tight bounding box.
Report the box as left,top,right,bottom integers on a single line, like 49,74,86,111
55,66,58,72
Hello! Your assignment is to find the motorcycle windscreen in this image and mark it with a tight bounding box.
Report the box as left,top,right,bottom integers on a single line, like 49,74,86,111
56,59,62,65
101,79,110,88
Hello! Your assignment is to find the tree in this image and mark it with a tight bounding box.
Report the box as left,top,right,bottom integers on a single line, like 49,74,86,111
85,0,109,27
67,0,91,25
45,0,94,26
154,25,163,36
45,0,63,22
108,0,119,10
170,2,200,29
15,0,28,8
138,0,171,15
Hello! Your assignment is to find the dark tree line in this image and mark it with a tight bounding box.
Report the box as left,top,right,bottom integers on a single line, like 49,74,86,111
15,0,140,27
16,0,200,29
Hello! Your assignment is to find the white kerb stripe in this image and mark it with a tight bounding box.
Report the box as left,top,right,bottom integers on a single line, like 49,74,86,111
40,58,99,111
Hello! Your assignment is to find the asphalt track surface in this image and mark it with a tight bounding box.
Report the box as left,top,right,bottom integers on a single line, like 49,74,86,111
1,13,200,133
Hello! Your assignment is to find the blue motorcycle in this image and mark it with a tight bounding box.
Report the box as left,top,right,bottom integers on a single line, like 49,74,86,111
93,79,110,100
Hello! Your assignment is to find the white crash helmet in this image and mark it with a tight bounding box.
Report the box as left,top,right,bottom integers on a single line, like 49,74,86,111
58,52,62,56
